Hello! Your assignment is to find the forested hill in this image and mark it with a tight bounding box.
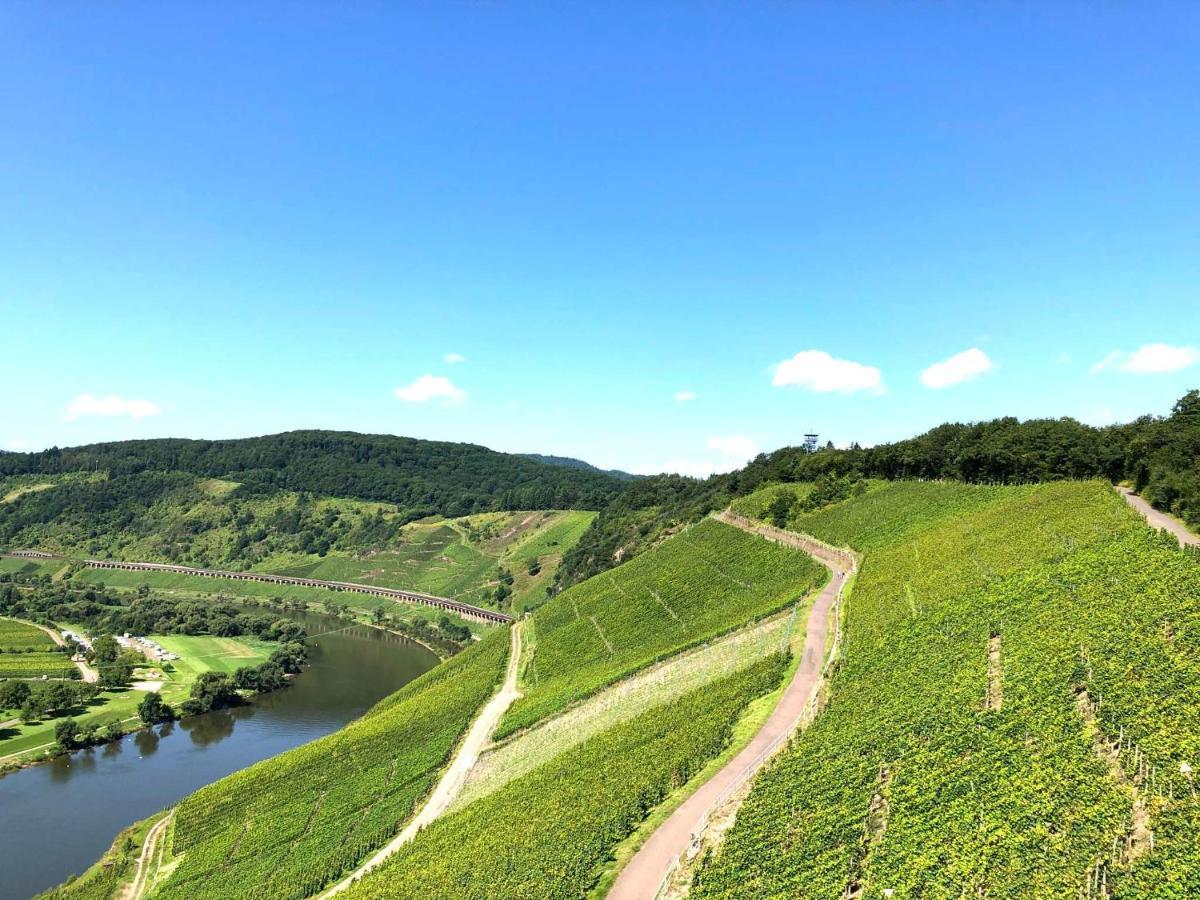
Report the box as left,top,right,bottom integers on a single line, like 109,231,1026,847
0,431,625,517
555,389,1200,589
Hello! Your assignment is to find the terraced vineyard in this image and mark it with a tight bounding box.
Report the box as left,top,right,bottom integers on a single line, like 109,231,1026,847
0,616,57,651
498,518,827,737
692,481,1200,898
343,653,789,899
0,617,74,678
145,629,510,900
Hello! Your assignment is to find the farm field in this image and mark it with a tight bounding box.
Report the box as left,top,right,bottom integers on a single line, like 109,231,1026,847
0,616,58,651
257,509,595,614
498,517,827,737
692,481,1200,898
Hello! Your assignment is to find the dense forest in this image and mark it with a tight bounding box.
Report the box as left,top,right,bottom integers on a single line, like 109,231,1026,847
0,431,624,518
555,389,1200,588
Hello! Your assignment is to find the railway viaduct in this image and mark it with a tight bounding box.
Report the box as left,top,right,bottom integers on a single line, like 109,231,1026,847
1,552,512,625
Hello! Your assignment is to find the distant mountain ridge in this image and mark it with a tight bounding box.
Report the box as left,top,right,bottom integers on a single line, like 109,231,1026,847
521,454,637,481
0,430,625,519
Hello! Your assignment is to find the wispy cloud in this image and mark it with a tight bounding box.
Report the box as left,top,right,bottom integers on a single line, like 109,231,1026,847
635,434,760,479
444,353,467,365
1090,343,1198,375
771,350,884,394
394,375,466,405
674,390,697,402
919,348,994,389
64,393,161,421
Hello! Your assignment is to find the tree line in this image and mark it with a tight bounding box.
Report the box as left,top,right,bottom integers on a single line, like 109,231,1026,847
556,389,1200,589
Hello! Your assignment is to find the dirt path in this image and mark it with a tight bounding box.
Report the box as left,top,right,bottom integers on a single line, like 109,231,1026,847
607,512,853,900
1118,486,1200,547
317,621,524,898
2,616,98,682
124,812,172,900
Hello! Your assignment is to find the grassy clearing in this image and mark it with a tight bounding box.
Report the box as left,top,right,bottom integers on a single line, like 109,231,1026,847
151,634,275,677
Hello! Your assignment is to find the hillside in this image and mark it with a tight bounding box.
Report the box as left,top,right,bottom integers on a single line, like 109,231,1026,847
0,472,595,615
691,481,1200,897
0,431,625,519
555,389,1200,589
49,515,826,900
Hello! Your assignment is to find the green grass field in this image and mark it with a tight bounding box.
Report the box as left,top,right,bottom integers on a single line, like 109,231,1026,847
152,634,274,677
0,632,279,767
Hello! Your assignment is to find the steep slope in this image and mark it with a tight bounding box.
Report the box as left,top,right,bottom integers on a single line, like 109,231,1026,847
142,629,510,900
692,481,1200,898
499,518,827,737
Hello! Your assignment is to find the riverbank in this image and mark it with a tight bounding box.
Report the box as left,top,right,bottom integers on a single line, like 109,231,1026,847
0,631,282,776
0,610,440,900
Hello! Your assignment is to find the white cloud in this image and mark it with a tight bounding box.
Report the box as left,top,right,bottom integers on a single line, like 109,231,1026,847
1089,343,1198,376
394,375,466,405
772,350,884,394
707,434,759,461
3,438,41,452
64,393,161,421
674,390,697,402
1089,350,1122,375
444,353,467,365
1121,343,1199,374
635,434,760,479
919,348,994,389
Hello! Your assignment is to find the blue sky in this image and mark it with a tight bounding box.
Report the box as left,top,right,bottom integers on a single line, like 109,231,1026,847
2,4,1198,476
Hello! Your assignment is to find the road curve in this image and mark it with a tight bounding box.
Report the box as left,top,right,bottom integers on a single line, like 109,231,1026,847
317,620,523,898
1118,487,1200,548
607,512,854,900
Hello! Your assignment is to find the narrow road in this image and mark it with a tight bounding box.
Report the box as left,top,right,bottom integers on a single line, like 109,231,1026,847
124,812,172,900
607,512,853,900
317,620,524,898
1118,486,1200,548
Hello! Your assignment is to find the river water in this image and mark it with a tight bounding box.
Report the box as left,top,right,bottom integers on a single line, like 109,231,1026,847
0,611,439,900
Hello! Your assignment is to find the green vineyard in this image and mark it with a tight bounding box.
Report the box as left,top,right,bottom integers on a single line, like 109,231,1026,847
692,481,1200,898
497,518,826,737
343,653,789,898
151,629,510,899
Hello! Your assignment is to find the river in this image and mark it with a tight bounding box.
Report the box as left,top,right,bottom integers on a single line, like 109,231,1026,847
0,610,440,900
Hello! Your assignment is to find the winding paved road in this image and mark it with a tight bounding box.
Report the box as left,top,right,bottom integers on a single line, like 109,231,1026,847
607,512,854,900
1118,487,1199,548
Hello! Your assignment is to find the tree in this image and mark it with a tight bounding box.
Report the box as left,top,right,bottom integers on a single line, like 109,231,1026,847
137,691,174,724
90,634,121,665
0,679,31,710
54,718,79,748
767,494,795,529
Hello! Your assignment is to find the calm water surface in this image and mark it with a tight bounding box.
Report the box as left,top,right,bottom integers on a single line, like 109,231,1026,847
0,611,438,900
